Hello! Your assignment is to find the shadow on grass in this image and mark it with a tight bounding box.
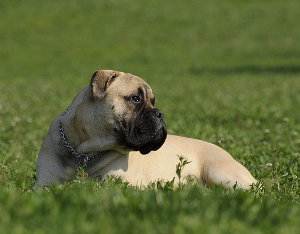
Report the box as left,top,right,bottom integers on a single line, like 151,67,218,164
189,64,300,75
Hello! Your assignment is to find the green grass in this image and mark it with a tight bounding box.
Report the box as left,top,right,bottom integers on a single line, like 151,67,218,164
0,0,300,233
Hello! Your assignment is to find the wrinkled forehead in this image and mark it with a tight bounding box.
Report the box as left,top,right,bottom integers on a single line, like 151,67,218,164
109,73,154,98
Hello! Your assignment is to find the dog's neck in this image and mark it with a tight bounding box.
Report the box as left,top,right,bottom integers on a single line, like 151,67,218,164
59,87,128,156
60,114,125,155
59,87,90,145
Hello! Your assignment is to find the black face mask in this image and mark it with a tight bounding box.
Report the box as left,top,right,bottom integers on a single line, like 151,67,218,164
116,108,167,154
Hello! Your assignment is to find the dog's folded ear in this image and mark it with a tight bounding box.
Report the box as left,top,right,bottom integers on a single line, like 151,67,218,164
90,70,119,99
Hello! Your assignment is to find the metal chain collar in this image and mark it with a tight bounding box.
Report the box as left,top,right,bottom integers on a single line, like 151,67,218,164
58,121,97,168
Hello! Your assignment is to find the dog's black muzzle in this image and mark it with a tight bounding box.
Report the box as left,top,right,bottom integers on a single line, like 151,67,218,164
116,108,167,155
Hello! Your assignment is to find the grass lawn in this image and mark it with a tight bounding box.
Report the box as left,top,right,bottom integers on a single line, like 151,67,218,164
0,0,300,233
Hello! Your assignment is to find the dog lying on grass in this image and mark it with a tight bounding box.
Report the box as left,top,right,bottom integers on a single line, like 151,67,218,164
36,69,256,189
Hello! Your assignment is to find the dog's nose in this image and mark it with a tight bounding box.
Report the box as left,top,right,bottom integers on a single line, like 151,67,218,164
152,108,163,119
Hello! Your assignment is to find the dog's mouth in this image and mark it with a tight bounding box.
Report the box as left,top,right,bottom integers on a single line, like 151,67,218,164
115,109,167,154
126,126,167,154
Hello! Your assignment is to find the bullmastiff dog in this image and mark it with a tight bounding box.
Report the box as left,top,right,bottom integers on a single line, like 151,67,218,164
36,69,257,189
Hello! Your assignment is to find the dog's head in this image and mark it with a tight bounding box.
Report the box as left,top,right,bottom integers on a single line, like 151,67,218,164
89,69,167,154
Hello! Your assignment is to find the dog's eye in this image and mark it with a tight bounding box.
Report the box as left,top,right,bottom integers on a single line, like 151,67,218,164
131,95,141,104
